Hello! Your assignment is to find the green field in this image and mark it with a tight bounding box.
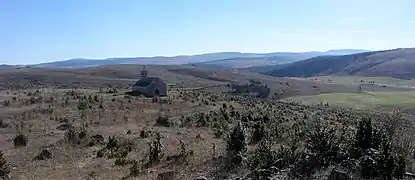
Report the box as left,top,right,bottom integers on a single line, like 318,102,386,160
285,91,415,112
307,76,415,89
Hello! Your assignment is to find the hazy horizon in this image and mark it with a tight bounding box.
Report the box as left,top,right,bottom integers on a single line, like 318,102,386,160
1,48,380,66
1,48,376,66
1,0,414,65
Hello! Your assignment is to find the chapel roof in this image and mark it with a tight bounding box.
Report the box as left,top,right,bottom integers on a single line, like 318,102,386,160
133,77,162,87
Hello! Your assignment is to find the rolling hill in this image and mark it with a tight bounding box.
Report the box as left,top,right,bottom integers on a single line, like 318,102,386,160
188,49,370,68
266,48,415,79
32,52,252,68
0,65,237,89
0,65,270,89
0,65,19,69
0,64,365,97
30,49,369,68
188,56,307,69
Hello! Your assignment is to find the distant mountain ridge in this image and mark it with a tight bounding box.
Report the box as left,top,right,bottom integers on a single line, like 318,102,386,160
265,48,415,79
323,49,369,55
0,64,22,69
26,49,369,68
188,49,370,68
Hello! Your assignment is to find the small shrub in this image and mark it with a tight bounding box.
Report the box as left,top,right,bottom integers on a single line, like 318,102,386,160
129,160,142,177
351,117,408,179
212,120,228,138
306,118,341,166
34,149,53,160
13,133,28,147
107,88,118,94
114,158,133,166
146,133,164,167
97,136,134,159
108,147,132,159
140,130,149,138
2,100,10,107
226,121,247,167
276,142,302,169
29,97,37,104
167,139,193,164
65,127,79,144
155,116,171,127
77,101,89,111
93,95,100,102
96,149,105,158
248,141,277,173
0,151,10,179
106,136,118,150
392,153,406,179
65,126,88,145
250,122,267,144
0,119,8,128
78,125,88,139
196,113,208,127
89,134,104,146
178,140,187,157
227,121,247,156
354,117,374,153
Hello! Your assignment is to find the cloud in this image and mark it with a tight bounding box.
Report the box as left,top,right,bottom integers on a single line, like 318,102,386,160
408,20,415,23
347,30,372,34
275,32,302,37
342,17,367,22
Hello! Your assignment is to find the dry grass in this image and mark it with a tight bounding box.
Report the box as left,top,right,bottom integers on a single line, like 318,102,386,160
0,64,371,98
0,88,226,179
0,86,414,180
284,91,415,113
0,65,414,180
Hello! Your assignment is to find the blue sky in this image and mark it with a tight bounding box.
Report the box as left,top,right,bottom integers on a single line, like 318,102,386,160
1,0,414,65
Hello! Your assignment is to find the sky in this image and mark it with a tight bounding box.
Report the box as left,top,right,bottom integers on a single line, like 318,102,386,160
1,0,414,65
